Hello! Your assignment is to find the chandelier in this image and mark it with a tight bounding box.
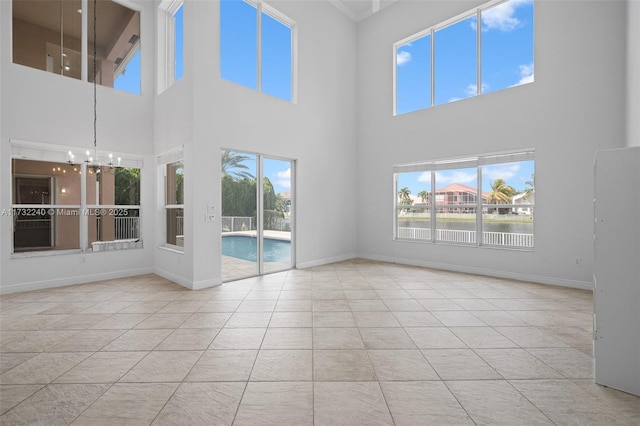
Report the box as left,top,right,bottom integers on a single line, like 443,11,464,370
66,0,119,173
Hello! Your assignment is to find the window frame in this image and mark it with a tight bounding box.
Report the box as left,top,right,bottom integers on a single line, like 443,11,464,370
220,0,298,103
11,0,142,94
393,149,535,250
158,0,184,93
157,147,185,251
10,139,144,257
393,0,533,115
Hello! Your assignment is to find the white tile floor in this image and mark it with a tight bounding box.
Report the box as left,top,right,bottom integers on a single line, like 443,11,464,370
1,259,639,425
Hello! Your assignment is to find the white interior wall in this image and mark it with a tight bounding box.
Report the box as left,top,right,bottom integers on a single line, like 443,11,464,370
152,0,359,288
628,0,640,147
0,0,156,293
356,0,627,289
0,0,3,285
1,0,635,293
153,5,194,287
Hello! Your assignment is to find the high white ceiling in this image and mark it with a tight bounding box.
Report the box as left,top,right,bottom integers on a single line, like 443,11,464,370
328,0,398,22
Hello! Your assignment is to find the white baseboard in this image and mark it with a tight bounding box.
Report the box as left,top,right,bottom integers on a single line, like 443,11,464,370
153,267,192,290
0,267,153,295
358,253,594,291
296,252,358,269
1,253,592,294
152,267,222,290
192,278,222,290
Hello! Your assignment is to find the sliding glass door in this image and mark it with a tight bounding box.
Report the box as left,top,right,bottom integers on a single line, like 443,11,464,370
221,150,294,281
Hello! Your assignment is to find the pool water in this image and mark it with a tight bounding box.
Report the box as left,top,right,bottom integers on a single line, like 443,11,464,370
222,235,291,263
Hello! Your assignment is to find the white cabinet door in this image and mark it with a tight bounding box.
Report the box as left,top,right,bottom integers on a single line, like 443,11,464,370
593,147,640,396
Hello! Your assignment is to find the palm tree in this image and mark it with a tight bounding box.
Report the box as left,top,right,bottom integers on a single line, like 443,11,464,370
398,187,413,206
488,179,516,204
524,173,535,198
221,150,254,180
417,190,429,204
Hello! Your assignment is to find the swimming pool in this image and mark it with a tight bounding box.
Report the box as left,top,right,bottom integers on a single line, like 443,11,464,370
222,235,291,263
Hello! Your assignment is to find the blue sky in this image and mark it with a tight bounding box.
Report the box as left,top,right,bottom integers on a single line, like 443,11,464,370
397,0,534,114
114,49,141,95
175,4,184,81
397,160,535,197
227,152,292,195
221,0,292,101
114,2,184,95
112,1,532,195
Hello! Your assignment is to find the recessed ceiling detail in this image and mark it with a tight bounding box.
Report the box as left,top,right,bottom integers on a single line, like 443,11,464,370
328,0,398,22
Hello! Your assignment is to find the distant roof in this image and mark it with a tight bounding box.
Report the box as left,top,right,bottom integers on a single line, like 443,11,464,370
438,183,475,193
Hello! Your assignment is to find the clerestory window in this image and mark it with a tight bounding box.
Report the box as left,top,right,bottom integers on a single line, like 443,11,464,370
394,0,534,115
220,0,296,102
158,0,184,93
12,0,142,95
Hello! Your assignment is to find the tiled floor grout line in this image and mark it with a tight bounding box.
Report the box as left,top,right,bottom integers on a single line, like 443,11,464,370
1,263,635,425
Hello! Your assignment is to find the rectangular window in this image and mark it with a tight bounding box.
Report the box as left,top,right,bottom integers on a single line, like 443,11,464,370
396,171,432,240
394,150,534,249
12,0,141,95
434,168,478,243
12,159,81,252
158,0,184,92
165,160,184,248
261,11,292,101
173,4,184,81
394,0,534,114
86,165,141,249
434,15,477,106
221,0,259,90
220,0,296,102
11,141,143,255
12,0,82,80
396,34,431,115
481,159,534,247
89,0,141,95
481,0,534,94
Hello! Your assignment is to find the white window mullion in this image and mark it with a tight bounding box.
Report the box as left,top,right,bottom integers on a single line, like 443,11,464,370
167,12,176,87
257,156,264,274
477,166,483,246
256,4,262,93
393,44,398,115
430,170,436,242
476,9,481,96
81,0,88,81
80,162,89,251
430,29,435,107
393,173,398,239
291,23,298,103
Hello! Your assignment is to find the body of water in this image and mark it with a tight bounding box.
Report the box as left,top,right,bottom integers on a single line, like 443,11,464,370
398,219,533,234
222,235,291,262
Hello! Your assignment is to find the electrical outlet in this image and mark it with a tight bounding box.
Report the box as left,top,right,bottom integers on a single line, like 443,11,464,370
80,255,86,263
574,257,581,266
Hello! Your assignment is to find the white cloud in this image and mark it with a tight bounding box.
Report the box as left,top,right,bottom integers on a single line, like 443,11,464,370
397,51,412,66
417,171,431,184
273,168,291,190
511,63,534,87
482,163,521,182
465,82,489,97
481,0,531,32
435,170,476,186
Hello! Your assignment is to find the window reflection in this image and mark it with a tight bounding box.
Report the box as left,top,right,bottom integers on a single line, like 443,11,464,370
12,0,141,94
